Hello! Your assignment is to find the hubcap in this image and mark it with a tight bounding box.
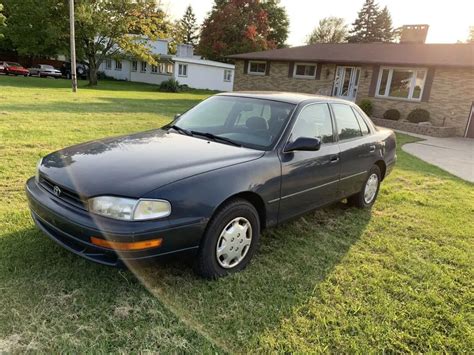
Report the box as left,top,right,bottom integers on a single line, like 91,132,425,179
364,173,379,204
216,217,252,269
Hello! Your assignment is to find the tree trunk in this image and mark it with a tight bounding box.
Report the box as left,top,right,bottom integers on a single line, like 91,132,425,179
88,58,98,86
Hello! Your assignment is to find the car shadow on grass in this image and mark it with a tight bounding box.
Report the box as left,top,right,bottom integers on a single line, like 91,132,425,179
126,202,372,353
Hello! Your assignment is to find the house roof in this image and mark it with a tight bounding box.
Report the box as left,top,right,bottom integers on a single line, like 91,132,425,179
172,56,235,69
228,43,474,68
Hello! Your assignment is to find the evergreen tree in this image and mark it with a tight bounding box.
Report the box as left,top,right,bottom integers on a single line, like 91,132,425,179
348,0,395,43
175,5,199,46
377,6,394,42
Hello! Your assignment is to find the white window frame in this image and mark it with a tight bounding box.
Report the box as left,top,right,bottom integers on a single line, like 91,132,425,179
224,69,232,82
178,63,188,77
151,64,158,74
131,61,137,72
375,66,427,102
115,60,122,71
166,63,173,74
248,61,267,76
293,63,317,79
105,59,112,70
140,61,147,73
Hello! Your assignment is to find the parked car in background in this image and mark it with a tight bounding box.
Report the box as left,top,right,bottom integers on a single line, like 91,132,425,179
29,64,62,78
26,92,397,279
1,61,29,76
0,61,5,73
60,62,88,79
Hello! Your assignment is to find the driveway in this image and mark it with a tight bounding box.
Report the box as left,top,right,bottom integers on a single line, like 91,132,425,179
402,134,474,182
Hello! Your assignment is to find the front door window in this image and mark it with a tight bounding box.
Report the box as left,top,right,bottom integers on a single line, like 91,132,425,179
333,66,361,101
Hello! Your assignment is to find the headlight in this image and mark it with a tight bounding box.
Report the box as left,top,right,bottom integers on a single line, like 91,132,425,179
35,157,43,183
88,196,171,221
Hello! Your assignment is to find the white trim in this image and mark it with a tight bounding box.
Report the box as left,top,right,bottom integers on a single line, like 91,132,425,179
375,66,427,102
293,62,317,79
248,61,267,76
224,69,232,82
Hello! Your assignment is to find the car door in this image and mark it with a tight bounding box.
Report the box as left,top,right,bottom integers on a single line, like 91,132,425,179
278,103,341,221
330,103,376,198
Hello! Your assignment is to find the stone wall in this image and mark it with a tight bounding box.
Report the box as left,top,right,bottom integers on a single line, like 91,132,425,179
233,60,473,136
371,117,457,137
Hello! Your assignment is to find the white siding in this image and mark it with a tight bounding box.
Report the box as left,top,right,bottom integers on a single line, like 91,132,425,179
173,61,234,91
99,59,131,81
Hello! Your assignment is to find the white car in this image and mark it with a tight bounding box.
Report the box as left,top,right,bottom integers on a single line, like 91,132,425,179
28,64,62,78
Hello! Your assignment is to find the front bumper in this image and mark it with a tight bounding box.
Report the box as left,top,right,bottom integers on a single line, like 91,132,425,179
25,177,205,266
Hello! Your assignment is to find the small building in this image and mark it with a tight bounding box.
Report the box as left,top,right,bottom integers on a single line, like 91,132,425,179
229,32,474,137
99,40,234,92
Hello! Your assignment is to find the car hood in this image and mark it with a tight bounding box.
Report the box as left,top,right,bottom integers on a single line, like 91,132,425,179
39,129,264,198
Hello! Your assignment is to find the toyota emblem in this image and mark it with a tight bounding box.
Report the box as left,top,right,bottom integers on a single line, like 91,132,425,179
53,185,61,197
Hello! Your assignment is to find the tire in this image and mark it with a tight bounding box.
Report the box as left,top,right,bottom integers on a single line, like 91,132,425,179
195,198,260,279
348,165,381,209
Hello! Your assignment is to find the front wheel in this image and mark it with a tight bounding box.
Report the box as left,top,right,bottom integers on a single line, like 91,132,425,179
195,199,260,279
348,165,381,208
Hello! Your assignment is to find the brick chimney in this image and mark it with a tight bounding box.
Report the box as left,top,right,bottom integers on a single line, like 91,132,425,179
400,24,429,43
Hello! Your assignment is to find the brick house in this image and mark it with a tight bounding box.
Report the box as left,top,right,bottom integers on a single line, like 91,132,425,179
229,43,474,137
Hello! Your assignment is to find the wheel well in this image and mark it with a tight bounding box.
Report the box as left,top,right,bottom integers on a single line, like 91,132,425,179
375,160,387,180
221,192,267,230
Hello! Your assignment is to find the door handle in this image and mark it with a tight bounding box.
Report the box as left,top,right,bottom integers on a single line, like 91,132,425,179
330,155,340,164
369,145,376,153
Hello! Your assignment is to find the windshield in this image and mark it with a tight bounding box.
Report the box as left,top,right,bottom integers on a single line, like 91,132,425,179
7,62,21,66
174,96,295,150
42,65,54,70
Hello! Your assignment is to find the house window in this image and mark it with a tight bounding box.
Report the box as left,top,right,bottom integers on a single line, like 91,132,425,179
294,63,316,78
376,67,427,101
131,61,137,72
178,64,188,77
159,63,166,73
248,61,266,75
140,61,147,72
115,60,122,70
105,59,111,70
224,69,232,82
151,64,158,73
166,63,173,74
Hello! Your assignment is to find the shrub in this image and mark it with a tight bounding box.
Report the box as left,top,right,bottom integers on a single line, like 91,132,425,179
358,99,373,116
383,109,401,121
158,78,181,92
407,108,430,123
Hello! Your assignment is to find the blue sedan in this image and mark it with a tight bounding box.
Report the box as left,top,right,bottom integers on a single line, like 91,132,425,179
26,92,396,278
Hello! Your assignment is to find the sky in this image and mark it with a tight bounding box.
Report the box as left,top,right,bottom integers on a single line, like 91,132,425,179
161,0,473,46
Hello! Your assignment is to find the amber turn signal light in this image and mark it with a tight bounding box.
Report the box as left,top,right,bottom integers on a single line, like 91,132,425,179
90,237,162,251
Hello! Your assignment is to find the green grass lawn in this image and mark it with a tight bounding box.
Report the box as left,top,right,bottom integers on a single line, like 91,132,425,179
1,76,473,353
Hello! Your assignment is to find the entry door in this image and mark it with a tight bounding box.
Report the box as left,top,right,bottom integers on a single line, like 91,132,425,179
465,102,474,138
332,66,361,101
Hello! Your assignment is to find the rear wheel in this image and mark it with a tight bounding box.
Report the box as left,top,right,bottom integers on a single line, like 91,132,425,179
348,165,381,208
195,198,260,279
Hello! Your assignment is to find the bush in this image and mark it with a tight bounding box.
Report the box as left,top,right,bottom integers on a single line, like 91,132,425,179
159,78,181,92
358,99,373,116
383,109,401,121
407,108,430,123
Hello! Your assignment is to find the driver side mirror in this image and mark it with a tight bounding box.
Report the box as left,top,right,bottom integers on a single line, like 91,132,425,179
284,137,321,153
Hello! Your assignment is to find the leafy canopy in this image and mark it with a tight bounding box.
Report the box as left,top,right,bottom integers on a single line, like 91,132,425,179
0,3,5,38
307,17,348,44
198,0,289,61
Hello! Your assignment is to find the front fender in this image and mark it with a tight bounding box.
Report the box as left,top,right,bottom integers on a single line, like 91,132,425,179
143,152,281,228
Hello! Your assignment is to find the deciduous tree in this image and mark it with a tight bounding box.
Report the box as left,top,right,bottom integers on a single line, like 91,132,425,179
0,3,6,38
307,17,348,44
74,0,171,86
198,0,289,61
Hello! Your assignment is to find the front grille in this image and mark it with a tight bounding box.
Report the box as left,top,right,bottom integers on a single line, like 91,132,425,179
39,175,87,210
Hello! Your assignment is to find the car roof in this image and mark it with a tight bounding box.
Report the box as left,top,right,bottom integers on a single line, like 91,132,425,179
216,91,354,105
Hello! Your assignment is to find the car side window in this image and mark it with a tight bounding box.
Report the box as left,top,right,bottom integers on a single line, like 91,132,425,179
352,107,370,135
291,103,334,144
331,104,363,141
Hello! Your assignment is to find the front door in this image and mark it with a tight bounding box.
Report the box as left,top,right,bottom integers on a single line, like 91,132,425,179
465,102,474,138
278,103,341,222
332,66,361,101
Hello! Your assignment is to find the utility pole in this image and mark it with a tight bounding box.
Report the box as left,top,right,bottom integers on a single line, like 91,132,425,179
69,0,78,92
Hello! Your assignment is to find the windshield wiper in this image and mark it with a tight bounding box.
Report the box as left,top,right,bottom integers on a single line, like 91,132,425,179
169,124,192,136
191,131,242,147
